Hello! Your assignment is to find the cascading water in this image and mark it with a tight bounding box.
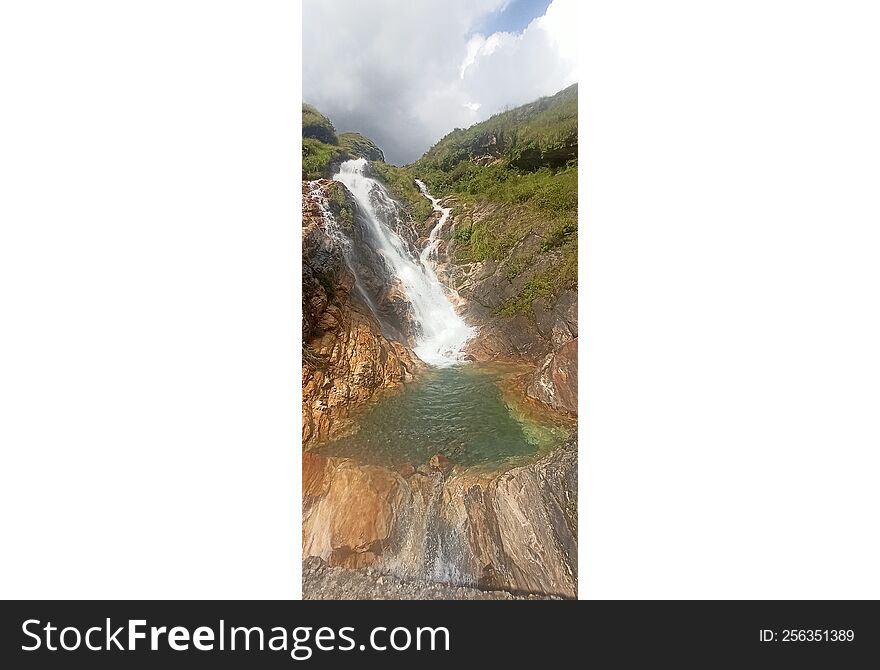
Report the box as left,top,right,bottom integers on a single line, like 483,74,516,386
415,179,452,263
332,158,474,367
307,181,349,250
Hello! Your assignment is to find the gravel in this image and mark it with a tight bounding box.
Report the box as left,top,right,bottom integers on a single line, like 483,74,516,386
302,558,560,600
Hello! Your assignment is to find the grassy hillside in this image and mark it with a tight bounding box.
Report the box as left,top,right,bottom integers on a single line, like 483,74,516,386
302,103,338,144
412,84,578,315
370,161,433,223
338,132,384,162
415,84,577,187
302,104,386,179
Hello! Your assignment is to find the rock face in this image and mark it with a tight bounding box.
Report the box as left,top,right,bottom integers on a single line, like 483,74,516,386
526,338,578,415
421,197,578,414
423,200,576,364
302,452,404,568
302,181,419,443
302,438,578,599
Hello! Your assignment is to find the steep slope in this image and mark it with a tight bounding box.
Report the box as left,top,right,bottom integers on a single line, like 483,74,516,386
302,180,420,443
406,85,578,410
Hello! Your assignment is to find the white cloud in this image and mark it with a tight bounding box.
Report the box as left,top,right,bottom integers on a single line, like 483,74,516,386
459,32,510,79
303,0,578,164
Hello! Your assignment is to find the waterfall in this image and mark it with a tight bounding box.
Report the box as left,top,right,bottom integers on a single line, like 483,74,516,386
332,158,474,367
415,179,452,263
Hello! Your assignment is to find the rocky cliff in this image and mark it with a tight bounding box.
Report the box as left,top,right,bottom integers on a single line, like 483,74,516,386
418,197,578,415
302,181,420,443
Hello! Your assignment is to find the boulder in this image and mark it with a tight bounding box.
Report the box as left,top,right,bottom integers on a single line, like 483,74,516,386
429,453,451,472
526,338,578,414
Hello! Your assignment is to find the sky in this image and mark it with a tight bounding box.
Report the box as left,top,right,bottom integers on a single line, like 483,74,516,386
302,0,577,165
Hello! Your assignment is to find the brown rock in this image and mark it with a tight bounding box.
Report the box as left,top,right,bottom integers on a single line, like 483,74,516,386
302,452,331,499
526,338,578,414
302,458,403,569
302,439,578,599
301,182,420,444
429,453,451,472
397,463,415,478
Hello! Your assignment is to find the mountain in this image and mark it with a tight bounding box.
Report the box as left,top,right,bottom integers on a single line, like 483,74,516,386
301,103,385,179
416,83,577,178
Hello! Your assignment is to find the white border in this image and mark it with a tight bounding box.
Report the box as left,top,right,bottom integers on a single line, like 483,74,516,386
3,0,879,601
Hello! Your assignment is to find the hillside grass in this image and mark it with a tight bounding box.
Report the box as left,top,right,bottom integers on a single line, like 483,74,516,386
302,103,338,145
415,84,577,188
302,104,387,179
339,132,384,162
303,137,346,180
412,85,578,315
370,161,433,223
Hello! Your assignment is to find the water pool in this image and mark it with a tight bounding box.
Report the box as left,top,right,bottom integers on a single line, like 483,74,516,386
318,365,567,469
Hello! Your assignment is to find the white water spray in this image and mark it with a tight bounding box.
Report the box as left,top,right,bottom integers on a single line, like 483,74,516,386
332,159,474,367
415,179,452,263
307,181,350,251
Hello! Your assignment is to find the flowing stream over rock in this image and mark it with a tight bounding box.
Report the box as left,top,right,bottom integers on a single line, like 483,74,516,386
332,159,474,366
415,178,452,263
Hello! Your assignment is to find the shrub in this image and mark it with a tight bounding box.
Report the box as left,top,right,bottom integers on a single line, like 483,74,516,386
302,103,337,144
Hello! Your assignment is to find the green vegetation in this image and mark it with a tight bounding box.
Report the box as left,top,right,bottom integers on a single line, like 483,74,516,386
338,132,384,161
302,103,337,144
414,84,577,193
302,104,387,179
327,181,354,227
412,84,578,315
496,243,577,316
301,104,430,223
371,161,433,224
302,137,346,180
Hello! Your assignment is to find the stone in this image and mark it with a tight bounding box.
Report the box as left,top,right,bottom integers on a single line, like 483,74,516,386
526,338,578,415
428,453,450,472
302,438,578,599
397,463,415,477
302,455,403,570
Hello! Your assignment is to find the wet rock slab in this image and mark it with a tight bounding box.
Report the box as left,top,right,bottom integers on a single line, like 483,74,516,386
302,438,578,599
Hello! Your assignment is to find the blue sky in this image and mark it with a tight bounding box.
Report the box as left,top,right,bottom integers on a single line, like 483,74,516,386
477,0,553,35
